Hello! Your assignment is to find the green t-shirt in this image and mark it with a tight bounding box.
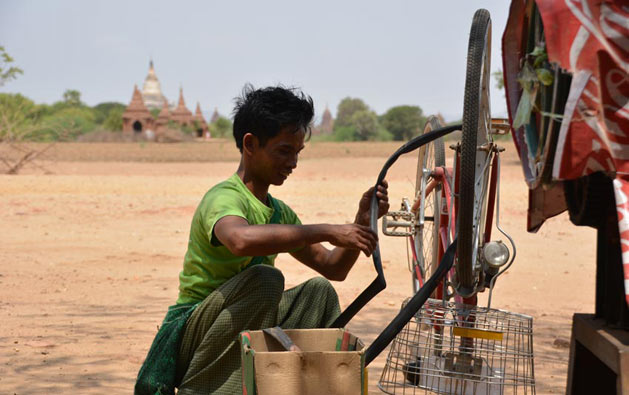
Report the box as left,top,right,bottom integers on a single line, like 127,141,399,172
176,173,301,304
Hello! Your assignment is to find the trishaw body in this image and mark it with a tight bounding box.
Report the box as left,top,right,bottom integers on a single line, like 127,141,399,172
502,1,629,393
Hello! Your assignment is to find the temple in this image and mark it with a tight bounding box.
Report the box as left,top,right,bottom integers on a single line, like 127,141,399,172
141,60,167,109
312,105,334,135
193,102,210,138
122,85,154,134
170,87,193,127
122,61,210,139
319,105,334,134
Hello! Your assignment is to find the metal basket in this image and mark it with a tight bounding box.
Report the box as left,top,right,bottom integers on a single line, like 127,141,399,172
378,298,535,394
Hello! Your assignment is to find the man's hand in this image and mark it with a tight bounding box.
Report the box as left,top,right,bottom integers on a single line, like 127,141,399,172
355,180,389,227
327,223,378,257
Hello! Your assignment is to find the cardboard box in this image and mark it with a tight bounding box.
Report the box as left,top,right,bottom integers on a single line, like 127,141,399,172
239,328,367,395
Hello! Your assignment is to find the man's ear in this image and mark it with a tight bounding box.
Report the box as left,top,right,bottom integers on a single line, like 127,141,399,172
242,133,258,156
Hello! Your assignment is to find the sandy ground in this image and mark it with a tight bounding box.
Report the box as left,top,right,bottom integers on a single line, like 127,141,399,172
0,142,596,394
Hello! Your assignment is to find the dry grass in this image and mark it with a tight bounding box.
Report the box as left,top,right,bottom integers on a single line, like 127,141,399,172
0,140,406,162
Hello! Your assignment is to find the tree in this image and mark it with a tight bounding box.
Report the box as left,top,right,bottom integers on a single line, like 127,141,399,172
0,46,23,87
335,98,369,129
0,51,60,174
493,69,504,90
103,107,124,131
62,89,83,107
0,93,39,142
210,116,233,138
93,102,126,124
0,93,60,173
38,106,96,141
349,110,379,141
380,105,426,141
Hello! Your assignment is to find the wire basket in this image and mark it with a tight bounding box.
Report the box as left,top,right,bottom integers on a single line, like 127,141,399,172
378,298,535,394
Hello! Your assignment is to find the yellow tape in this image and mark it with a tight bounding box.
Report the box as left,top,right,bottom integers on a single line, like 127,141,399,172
453,327,504,341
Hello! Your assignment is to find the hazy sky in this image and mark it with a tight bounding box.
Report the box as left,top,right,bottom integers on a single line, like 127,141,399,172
0,0,511,122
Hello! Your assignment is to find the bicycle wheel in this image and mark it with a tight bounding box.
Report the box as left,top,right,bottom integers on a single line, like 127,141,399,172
413,116,445,294
456,9,492,298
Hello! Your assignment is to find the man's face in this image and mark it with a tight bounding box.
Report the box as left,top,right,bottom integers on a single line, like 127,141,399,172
252,125,305,186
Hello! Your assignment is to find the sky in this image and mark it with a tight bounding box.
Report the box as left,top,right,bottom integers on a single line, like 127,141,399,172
0,0,512,123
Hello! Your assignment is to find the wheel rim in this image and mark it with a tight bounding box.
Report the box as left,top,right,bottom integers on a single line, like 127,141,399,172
414,117,444,293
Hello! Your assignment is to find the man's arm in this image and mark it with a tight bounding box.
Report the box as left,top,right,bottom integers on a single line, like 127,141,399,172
289,243,360,281
215,180,389,281
214,216,377,258
289,181,390,281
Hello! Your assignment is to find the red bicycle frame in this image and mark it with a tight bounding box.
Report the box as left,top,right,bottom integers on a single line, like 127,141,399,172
410,148,500,304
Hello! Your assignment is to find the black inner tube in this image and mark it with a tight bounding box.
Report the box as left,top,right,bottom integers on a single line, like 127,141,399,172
365,238,456,366
330,123,461,329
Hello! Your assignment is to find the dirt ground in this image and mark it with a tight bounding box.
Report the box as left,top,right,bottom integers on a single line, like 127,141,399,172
0,140,596,394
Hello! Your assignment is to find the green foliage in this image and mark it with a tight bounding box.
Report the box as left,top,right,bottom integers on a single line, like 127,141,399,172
335,97,369,129
35,106,96,141
210,116,233,138
103,107,124,131
380,105,426,141
0,93,40,141
150,108,160,119
349,110,379,141
0,46,23,87
332,97,391,141
332,126,357,142
492,69,504,90
374,126,394,141
93,102,126,124
1,88,127,141
62,89,83,107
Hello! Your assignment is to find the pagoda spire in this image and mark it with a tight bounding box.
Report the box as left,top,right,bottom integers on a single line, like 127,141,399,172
127,84,149,112
319,103,334,134
178,87,186,108
122,84,153,134
170,86,193,126
210,107,220,123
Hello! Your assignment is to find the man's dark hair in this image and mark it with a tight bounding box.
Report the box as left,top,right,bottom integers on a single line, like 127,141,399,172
232,84,314,152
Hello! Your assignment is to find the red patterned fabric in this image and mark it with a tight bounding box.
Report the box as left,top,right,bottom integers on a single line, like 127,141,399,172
504,0,629,305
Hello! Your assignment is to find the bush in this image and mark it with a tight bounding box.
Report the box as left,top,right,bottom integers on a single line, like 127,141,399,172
380,105,426,141
35,107,97,141
209,116,233,138
93,102,126,124
103,107,124,131
332,126,357,141
0,93,40,141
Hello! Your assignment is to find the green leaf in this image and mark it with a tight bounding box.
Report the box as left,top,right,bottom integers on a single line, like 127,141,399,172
536,68,554,86
513,88,535,130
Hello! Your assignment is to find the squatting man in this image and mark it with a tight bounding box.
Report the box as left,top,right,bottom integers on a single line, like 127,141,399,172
135,85,389,394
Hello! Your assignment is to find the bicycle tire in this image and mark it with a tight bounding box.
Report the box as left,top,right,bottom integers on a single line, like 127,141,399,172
413,116,445,294
456,9,492,298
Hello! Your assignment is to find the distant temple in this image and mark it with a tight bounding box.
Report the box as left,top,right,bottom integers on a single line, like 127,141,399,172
312,105,334,135
122,85,154,135
122,61,210,139
319,105,334,134
141,60,167,109
170,88,194,127
210,107,220,123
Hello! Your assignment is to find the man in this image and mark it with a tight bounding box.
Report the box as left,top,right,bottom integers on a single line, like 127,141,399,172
136,85,389,394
